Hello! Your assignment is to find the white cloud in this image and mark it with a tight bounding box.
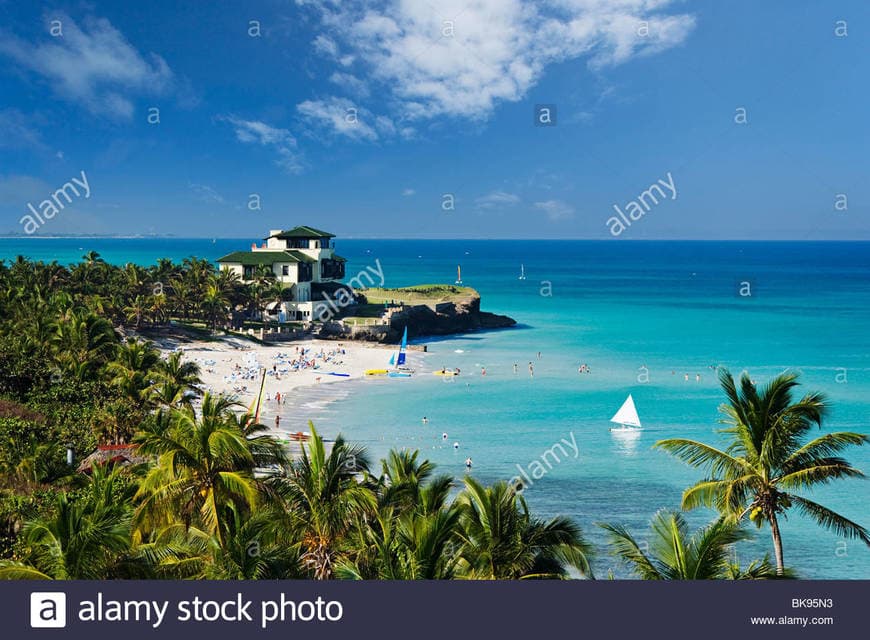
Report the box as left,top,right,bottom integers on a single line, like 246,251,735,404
0,15,174,119
313,34,354,66
0,110,46,150
297,97,379,141
329,72,370,97
402,188,416,196
313,34,339,57
476,190,521,209
534,199,575,221
301,0,695,121
219,116,303,173
189,183,226,205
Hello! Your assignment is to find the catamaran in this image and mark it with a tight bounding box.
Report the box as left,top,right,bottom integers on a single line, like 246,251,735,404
388,326,413,376
519,263,526,280
610,394,642,432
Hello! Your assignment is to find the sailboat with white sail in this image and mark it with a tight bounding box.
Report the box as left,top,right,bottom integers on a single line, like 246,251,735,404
455,264,463,285
609,394,642,433
519,264,526,280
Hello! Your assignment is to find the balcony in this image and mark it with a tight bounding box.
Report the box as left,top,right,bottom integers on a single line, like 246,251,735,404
320,260,345,280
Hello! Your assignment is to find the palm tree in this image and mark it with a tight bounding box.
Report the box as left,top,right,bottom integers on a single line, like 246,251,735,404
123,295,149,328
0,466,133,579
155,351,201,393
201,279,229,330
337,449,459,580
276,425,374,579
600,510,781,580
134,394,265,547
106,339,162,404
656,369,870,574
169,277,195,319
136,507,302,579
455,477,593,579
49,309,117,380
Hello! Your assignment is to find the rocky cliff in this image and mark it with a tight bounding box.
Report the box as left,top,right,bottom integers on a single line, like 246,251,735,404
317,290,516,343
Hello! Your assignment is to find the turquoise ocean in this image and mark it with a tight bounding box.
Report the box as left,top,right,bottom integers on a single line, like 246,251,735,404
2,237,869,579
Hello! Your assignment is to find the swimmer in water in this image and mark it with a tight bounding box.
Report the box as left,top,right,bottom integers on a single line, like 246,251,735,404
465,457,473,469
422,417,428,425
513,363,518,374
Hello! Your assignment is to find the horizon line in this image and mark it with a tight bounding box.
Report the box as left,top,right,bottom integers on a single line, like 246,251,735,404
2,236,870,243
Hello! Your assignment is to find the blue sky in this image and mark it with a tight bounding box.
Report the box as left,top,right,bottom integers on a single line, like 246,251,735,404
0,0,868,239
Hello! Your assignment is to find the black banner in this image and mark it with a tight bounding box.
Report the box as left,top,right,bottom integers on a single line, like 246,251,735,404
4,580,865,639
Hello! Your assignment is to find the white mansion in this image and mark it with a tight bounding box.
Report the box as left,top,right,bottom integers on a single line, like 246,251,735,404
217,226,348,321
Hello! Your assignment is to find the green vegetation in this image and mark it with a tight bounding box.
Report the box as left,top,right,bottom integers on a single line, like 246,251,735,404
601,510,782,580
656,369,870,575
358,285,476,306
0,254,866,579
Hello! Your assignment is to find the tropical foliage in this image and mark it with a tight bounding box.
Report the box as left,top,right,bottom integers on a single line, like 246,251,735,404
656,369,870,574
1,256,867,580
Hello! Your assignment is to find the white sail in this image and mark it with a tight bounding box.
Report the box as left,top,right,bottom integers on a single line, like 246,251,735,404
610,394,641,428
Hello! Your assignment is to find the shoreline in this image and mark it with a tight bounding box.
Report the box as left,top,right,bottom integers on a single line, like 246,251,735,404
152,333,427,438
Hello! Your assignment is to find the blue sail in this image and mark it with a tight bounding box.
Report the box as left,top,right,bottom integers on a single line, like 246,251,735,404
388,353,395,366
397,327,407,366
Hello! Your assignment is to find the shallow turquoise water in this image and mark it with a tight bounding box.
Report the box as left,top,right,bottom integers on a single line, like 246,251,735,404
2,238,869,578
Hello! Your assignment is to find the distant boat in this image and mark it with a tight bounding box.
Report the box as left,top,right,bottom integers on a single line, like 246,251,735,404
519,264,526,280
455,264,463,284
610,394,642,432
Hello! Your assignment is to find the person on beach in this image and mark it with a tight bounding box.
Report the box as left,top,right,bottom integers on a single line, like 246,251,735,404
275,415,281,429
275,391,281,404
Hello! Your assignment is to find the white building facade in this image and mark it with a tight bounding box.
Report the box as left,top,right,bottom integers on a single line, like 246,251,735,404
217,226,348,320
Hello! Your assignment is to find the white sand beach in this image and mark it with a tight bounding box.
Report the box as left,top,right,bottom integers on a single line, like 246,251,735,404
150,335,424,442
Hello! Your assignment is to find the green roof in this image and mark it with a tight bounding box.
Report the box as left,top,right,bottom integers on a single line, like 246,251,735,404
269,225,335,239
216,250,315,266
332,254,347,262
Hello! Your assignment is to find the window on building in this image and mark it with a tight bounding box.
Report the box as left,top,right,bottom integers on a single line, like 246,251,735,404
282,265,290,276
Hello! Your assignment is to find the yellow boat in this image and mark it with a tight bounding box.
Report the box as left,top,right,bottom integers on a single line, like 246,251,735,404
433,369,459,376
365,369,388,376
